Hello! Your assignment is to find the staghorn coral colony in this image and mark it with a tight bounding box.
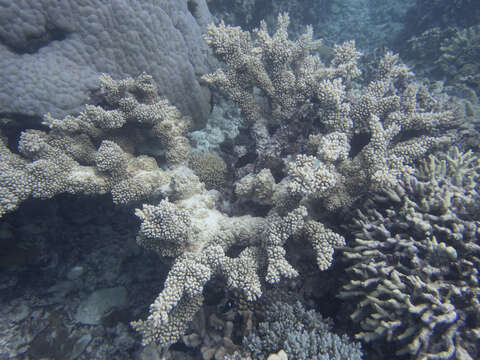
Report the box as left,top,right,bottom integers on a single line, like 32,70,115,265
0,10,478,360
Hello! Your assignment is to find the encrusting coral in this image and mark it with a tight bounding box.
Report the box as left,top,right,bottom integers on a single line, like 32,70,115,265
339,147,480,359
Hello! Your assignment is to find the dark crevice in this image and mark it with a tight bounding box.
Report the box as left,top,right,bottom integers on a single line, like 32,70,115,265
349,132,370,158
0,113,46,151
1,26,69,54
235,151,257,168
187,0,199,19
225,244,247,258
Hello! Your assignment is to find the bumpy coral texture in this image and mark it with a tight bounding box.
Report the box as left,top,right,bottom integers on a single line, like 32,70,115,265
188,151,228,190
131,14,463,349
0,13,467,354
0,71,347,349
203,13,461,214
0,0,213,127
339,147,480,359
0,73,191,217
131,188,341,347
238,301,363,360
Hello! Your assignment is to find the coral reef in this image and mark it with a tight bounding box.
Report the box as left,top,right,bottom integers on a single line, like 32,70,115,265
203,13,461,212
397,0,480,90
235,301,363,359
130,187,338,346
189,99,242,152
401,0,480,41
207,0,414,52
1,70,342,350
0,73,191,217
206,0,333,38
403,27,457,71
0,11,469,357
438,25,480,93
130,13,463,350
188,151,228,190
0,0,214,127
181,294,255,360
339,147,480,359
404,24,480,101
234,169,276,206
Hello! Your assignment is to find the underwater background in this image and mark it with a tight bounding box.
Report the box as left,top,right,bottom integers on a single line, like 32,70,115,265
0,0,479,359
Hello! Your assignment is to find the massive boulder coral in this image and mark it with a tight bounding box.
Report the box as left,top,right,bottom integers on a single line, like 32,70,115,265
0,73,192,217
339,147,480,359
0,0,214,127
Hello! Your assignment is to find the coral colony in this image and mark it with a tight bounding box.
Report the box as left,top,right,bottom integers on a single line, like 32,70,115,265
1,12,478,360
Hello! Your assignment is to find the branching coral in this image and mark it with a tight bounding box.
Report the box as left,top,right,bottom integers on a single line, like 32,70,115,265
0,70,348,349
203,14,461,214
202,13,355,125
198,14,470,358
0,12,468,356
339,147,480,359
239,301,363,360
131,188,330,346
0,73,191,217
438,25,480,92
